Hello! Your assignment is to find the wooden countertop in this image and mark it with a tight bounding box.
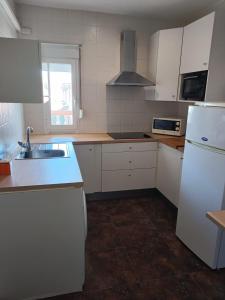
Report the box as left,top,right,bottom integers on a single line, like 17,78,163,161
151,134,185,151
0,143,83,193
30,133,157,144
207,211,225,230
30,133,113,144
30,133,185,151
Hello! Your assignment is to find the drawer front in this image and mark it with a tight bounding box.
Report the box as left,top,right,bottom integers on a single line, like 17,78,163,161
131,168,156,190
75,144,95,152
102,170,131,192
102,151,157,170
102,142,157,153
130,151,157,169
102,168,156,192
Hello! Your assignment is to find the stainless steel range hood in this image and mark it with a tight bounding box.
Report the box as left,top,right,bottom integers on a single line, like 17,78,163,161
107,31,154,87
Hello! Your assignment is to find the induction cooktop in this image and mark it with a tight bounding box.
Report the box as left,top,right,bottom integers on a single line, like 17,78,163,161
108,132,151,139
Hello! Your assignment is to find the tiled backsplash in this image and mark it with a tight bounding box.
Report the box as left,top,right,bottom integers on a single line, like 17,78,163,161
0,5,24,158
18,4,181,134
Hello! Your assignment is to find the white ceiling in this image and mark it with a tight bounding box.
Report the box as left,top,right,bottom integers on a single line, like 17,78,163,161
15,0,223,22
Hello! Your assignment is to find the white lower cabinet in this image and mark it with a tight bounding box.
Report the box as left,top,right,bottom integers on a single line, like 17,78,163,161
75,142,183,198
156,143,183,207
102,142,157,192
0,187,85,299
74,144,101,194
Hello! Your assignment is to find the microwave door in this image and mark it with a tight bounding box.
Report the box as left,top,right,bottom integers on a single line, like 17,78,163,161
154,119,177,131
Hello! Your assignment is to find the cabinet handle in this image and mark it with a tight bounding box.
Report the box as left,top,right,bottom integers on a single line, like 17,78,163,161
128,174,131,177
203,62,208,66
129,147,132,150
89,149,92,151
129,161,132,163
172,95,176,98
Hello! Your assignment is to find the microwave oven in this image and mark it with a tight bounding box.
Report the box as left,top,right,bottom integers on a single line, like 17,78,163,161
152,117,186,136
181,70,208,101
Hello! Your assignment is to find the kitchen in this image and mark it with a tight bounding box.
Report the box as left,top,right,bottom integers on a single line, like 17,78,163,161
0,0,225,299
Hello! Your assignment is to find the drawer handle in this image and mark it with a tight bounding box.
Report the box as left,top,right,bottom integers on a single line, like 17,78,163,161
129,147,132,150
89,149,92,151
128,174,132,177
129,161,132,163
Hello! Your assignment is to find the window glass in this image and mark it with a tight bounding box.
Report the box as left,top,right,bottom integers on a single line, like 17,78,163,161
42,62,75,127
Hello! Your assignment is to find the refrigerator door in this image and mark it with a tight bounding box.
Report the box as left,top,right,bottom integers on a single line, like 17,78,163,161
186,106,225,150
176,141,225,269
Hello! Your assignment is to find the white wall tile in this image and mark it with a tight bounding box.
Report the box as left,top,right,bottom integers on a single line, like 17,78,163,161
17,4,179,134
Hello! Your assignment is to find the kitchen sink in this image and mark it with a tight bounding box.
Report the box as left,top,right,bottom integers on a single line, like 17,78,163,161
16,143,70,160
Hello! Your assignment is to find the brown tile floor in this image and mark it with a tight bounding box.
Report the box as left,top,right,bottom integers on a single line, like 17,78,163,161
46,190,225,300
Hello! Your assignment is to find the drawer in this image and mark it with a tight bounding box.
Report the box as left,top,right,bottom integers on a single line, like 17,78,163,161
102,142,157,153
102,168,156,192
102,151,157,170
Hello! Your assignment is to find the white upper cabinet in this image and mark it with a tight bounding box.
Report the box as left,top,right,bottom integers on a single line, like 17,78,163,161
0,38,43,103
180,12,215,74
147,28,183,101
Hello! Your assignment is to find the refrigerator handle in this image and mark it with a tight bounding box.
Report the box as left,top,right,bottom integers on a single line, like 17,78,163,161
186,139,225,155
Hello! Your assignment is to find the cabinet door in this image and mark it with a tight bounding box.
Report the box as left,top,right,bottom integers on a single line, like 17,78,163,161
180,12,215,74
155,28,183,101
146,28,183,101
156,144,183,207
74,144,101,194
0,38,43,103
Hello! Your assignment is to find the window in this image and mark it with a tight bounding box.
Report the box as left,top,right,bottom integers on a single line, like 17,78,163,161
41,43,80,132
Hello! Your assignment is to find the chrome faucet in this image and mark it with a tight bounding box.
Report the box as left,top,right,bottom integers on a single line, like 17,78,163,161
18,126,34,152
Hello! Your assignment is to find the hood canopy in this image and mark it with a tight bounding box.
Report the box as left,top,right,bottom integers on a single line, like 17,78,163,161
107,31,154,87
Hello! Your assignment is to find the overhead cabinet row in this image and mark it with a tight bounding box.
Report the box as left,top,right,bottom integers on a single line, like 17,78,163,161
146,12,216,102
0,7,224,103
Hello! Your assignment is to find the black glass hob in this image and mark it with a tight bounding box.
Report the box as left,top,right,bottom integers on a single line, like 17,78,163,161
108,132,151,140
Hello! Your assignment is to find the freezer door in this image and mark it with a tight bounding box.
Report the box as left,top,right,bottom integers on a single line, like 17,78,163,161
176,141,225,269
186,106,225,150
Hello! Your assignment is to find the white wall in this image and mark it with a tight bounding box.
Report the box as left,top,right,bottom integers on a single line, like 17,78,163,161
0,2,24,158
177,102,192,119
17,4,179,134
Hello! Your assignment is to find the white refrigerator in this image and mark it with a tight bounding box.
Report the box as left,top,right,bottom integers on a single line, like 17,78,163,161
176,105,225,269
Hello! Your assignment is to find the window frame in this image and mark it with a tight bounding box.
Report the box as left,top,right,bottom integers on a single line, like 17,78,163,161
42,57,80,133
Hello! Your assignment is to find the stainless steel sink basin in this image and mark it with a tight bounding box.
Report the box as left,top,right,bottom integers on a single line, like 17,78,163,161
16,143,70,160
